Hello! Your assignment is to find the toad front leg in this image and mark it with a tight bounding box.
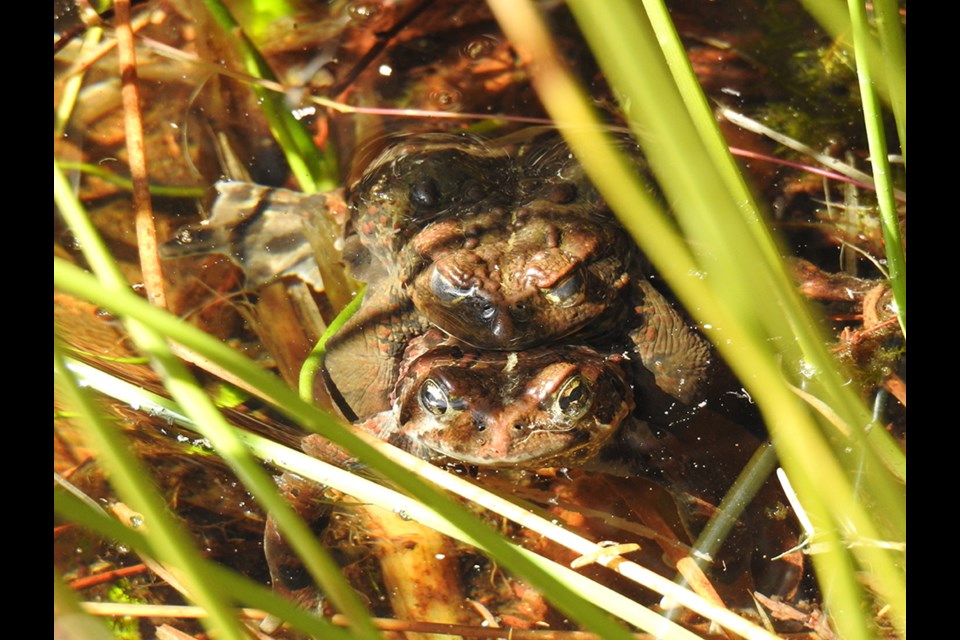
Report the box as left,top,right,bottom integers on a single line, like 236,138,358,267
629,278,713,407
322,286,433,420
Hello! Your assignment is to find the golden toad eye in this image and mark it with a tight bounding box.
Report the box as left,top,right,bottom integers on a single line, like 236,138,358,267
542,273,585,308
419,378,450,416
552,375,591,420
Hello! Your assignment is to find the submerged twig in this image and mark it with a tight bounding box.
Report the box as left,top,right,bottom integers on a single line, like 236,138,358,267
115,0,167,309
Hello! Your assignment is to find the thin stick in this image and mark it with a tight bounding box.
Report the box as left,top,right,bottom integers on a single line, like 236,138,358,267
114,0,167,309
69,563,150,590
112,4,266,395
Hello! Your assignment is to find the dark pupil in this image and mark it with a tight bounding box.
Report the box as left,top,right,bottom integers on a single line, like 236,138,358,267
420,379,449,415
410,178,441,208
558,378,587,416
557,275,581,298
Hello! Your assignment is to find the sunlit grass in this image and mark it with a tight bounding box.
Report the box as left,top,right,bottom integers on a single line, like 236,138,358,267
54,484,354,639
55,160,379,640
486,1,905,638
844,0,906,337
60,352,750,639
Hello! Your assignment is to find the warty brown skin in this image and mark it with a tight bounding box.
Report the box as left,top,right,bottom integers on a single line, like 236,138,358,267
324,131,713,419
386,334,634,467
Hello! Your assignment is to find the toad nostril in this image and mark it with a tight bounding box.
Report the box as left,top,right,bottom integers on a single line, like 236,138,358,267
546,181,577,204
278,563,313,591
509,302,532,323
461,178,484,202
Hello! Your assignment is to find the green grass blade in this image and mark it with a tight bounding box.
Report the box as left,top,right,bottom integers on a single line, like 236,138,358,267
846,0,906,338
54,160,380,639
199,0,337,192
299,285,366,403
796,0,891,106
684,443,779,574
56,160,206,198
55,27,104,138
870,0,906,162
54,339,250,640
54,488,356,639
488,2,905,637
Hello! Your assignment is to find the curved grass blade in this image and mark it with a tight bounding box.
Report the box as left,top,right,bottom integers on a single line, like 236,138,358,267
845,0,906,337
55,159,381,639
54,487,355,639
54,338,250,640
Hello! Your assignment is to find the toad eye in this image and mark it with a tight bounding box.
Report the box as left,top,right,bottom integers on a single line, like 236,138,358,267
552,375,592,420
410,177,442,209
542,273,585,308
419,378,452,416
